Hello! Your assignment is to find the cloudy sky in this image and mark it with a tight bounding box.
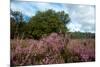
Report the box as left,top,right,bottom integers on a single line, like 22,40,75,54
11,1,95,33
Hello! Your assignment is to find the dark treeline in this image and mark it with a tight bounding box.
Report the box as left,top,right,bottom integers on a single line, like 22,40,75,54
67,32,95,39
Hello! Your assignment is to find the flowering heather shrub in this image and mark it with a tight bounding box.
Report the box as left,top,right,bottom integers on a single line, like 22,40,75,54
11,33,95,66
11,33,68,66
67,39,95,62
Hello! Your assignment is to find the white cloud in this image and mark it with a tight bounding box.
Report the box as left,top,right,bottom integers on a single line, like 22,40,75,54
11,2,37,16
65,4,95,33
67,22,81,32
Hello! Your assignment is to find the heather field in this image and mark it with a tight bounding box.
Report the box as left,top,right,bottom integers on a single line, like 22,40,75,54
10,33,95,66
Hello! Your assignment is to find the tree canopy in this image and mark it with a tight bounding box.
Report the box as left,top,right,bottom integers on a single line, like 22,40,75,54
28,9,70,39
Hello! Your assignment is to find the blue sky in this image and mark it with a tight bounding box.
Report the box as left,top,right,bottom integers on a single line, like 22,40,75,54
11,1,95,33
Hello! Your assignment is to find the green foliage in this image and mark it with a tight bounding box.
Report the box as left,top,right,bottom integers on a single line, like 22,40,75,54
69,32,95,39
28,9,70,39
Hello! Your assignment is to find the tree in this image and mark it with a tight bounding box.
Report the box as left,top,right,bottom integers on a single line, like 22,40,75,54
10,10,26,39
10,17,17,39
57,11,70,25
28,9,70,39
